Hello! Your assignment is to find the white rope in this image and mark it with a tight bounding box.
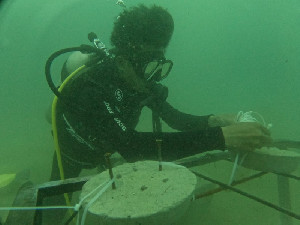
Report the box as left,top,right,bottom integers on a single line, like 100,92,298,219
0,206,74,211
228,153,240,185
79,178,115,225
228,111,272,185
74,180,108,211
236,111,272,128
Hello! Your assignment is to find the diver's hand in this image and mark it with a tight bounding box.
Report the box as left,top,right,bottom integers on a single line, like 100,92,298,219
142,83,168,109
208,114,237,127
221,122,272,152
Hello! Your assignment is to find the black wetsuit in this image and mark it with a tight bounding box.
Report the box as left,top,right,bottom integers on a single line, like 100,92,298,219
50,57,225,181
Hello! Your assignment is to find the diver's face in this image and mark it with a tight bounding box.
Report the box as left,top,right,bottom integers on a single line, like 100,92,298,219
118,46,168,93
131,50,165,77
130,47,173,83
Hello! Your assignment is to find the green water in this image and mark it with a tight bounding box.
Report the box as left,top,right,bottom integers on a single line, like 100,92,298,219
0,0,299,224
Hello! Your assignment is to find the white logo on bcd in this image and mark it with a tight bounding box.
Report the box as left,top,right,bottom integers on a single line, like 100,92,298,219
115,89,123,101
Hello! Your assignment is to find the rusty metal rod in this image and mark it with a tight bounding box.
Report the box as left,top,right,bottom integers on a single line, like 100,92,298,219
195,171,267,199
104,153,116,190
192,171,300,221
156,139,163,171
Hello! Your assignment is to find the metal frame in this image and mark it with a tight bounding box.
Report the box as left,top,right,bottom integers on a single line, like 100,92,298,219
4,176,91,225
3,151,299,225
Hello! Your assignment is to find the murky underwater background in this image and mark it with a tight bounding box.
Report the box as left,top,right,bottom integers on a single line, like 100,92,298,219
0,0,299,224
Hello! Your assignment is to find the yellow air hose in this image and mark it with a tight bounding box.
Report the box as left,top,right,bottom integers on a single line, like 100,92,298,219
51,65,86,207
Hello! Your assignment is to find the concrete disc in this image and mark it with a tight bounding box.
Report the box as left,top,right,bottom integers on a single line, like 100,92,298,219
80,160,197,225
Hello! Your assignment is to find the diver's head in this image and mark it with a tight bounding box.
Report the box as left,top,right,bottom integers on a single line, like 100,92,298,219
111,4,174,83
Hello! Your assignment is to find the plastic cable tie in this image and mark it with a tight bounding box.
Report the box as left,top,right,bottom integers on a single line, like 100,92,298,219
74,204,80,211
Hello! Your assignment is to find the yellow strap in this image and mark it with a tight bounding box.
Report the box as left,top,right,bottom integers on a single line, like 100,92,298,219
51,65,86,206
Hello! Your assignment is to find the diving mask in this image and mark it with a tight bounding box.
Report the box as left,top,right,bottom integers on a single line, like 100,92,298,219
143,59,173,82
131,50,173,82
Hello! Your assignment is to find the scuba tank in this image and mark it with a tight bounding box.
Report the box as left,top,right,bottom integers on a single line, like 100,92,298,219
45,32,110,98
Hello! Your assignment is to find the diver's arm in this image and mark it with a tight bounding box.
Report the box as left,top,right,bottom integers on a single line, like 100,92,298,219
160,108,237,129
122,127,226,162
144,84,212,131
150,101,237,130
100,119,226,162
112,122,271,162
158,101,212,131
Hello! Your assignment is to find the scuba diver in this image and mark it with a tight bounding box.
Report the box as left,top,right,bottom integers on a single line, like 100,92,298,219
44,4,271,224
